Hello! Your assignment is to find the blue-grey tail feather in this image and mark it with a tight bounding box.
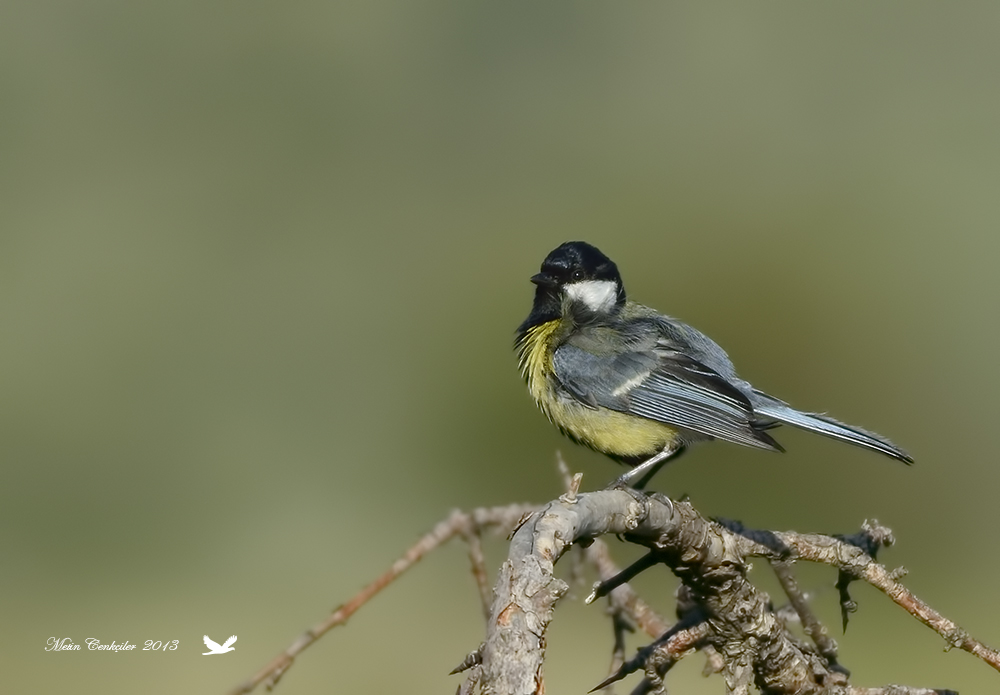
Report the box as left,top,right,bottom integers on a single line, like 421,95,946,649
752,398,913,464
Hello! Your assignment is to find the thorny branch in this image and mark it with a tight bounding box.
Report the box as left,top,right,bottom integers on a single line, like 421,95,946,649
457,489,995,694
231,484,996,695
228,504,535,695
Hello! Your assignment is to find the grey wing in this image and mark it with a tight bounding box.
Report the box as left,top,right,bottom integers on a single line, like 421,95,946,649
552,343,781,452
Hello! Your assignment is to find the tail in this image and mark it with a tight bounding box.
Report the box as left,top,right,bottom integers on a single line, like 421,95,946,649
752,394,913,464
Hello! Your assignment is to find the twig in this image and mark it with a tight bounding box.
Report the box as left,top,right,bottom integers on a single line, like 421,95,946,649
770,560,840,668
757,523,1000,673
460,521,492,621
230,484,988,695
582,539,673,693
555,450,573,492
605,592,634,694
587,552,659,605
590,619,711,691
472,490,978,694
228,504,536,695
583,540,670,639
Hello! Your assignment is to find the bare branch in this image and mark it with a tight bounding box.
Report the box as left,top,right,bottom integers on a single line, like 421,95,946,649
771,560,841,668
476,490,659,694
459,521,492,621
229,485,986,695
470,490,987,694
757,523,1000,673
229,504,536,695
586,552,659,605
591,617,710,691
582,540,670,639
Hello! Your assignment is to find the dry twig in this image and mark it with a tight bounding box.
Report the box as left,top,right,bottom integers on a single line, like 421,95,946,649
231,483,990,695
228,504,535,695
462,489,987,694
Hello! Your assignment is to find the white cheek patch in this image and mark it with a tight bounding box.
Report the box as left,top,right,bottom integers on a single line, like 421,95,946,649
564,280,618,313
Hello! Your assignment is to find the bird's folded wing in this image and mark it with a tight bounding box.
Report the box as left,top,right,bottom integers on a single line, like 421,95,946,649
552,343,780,451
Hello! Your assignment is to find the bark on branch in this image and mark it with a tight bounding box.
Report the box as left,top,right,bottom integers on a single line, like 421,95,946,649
461,489,993,694
228,504,536,695
230,487,995,695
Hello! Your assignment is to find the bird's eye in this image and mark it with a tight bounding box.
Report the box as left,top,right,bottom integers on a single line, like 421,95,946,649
571,269,584,281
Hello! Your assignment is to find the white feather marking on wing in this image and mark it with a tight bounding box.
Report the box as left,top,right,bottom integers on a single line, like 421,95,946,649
611,373,648,397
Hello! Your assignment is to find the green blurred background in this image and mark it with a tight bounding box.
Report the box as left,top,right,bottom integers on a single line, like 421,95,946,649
2,2,998,693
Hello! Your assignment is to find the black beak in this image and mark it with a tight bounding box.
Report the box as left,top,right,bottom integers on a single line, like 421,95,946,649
531,272,557,287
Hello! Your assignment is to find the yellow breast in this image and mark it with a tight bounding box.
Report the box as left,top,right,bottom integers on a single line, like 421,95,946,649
517,320,679,460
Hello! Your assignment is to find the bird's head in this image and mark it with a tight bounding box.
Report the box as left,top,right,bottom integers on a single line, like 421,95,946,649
530,241,626,318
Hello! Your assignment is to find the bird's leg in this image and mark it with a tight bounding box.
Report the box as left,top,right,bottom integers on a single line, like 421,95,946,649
633,443,686,490
606,442,685,491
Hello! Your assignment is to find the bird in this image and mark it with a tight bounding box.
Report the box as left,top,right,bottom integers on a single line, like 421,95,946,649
202,635,237,655
515,241,912,489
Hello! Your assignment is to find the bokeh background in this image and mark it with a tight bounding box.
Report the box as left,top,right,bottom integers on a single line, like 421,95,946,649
3,2,998,693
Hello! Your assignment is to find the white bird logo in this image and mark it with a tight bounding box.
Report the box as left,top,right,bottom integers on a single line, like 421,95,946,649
203,635,237,655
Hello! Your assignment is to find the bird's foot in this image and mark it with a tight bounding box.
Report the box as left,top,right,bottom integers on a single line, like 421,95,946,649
602,476,674,519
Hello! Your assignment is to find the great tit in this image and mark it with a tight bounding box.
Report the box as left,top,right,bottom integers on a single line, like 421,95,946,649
516,241,912,488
